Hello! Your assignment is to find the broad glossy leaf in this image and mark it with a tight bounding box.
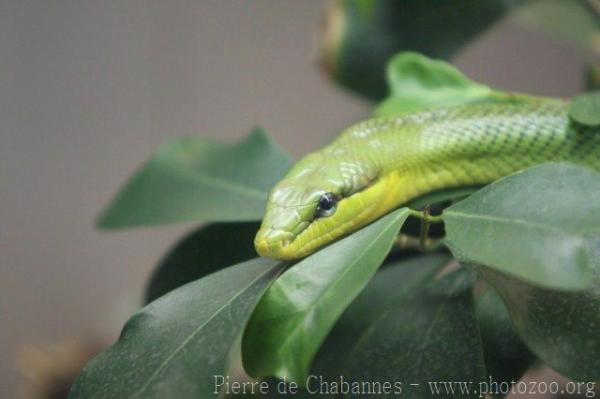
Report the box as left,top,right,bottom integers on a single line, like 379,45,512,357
313,254,451,377
242,208,411,383
477,263,600,381
145,222,260,303
69,258,284,399
476,287,536,389
97,129,292,229
374,52,550,117
343,268,485,398
569,91,600,126
443,163,600,290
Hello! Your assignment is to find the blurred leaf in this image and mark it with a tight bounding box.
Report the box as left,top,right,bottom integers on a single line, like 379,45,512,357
69,258,285,399
342,268,486,398
319,0,525,100
145,222,260,303
443,163,600,290
512,0,600,55
313,254,451,375
586,65,600,91
242,208,411,383
477,261,600,381
97,128,292,229
476,287,536,391
374,52,553,117
569,91,600,126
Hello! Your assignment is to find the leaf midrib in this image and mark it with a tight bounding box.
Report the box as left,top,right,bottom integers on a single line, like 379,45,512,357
271,211,407,373
443,210,600,238
132,264,277,397
163,159,268,200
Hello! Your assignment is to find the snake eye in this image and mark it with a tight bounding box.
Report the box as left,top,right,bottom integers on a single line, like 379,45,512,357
316,192,338,218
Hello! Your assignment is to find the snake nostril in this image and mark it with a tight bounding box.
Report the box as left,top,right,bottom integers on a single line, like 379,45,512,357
255,228,293,253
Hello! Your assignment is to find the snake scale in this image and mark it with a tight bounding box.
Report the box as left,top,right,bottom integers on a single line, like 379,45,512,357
255,103,600,260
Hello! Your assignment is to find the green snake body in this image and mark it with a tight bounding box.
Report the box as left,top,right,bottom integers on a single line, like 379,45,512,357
255,103,600,260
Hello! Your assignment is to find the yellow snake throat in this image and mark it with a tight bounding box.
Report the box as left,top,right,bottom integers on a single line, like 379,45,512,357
255,103,600,260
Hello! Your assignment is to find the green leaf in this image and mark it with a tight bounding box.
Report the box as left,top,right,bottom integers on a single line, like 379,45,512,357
342,268,486,398
476,263,600,381
97,128,292,229
443,163,600,290
313,254,451,376
319,0,524,100
242,208,411,383
69,258,284,399
374,52,554,117
476,287,536,390
586,65,600,91
569,91,600,126
145,222,260,303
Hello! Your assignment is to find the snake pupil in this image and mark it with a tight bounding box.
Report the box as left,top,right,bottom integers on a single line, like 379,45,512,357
319,193,335,210
316,192,338,218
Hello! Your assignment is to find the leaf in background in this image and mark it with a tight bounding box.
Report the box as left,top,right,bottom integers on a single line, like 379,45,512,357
145,222,260,303
443,163,600,290
97,128,292,229
476,262,600,381
375,52,552,117
242,208,411,383
476,287,536,391
569,91,600,126
319,0,524,100
586,65,600,91
342,267,486,398
511,0,600,55
69,258,285,399
313,254,451,377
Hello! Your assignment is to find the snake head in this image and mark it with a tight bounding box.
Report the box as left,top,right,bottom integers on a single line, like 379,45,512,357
254,150,397,260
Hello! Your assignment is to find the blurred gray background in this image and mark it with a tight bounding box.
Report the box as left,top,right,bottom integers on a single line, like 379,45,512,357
0,1,588,397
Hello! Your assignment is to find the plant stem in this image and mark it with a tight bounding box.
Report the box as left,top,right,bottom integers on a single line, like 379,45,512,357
408,208,444,223
394,234,445,252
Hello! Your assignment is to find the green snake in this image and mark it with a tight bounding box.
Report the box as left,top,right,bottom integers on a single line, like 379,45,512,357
255,102,600,260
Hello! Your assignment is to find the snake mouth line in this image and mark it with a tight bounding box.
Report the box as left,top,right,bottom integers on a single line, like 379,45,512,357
254,227,294,258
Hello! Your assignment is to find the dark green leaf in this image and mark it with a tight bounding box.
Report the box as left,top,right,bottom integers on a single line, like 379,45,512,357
313,254,451,377
443,163,600,290
476,287,536,391
569,91,600,126
69,258,284,399
319,0,524,100
342,267,486,398
145,222,260,303
476,262,600,381
97,128,292,229
242,208,411,383
586,65,600,91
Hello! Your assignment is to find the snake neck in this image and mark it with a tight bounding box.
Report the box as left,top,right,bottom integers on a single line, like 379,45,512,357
339,103,600,207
